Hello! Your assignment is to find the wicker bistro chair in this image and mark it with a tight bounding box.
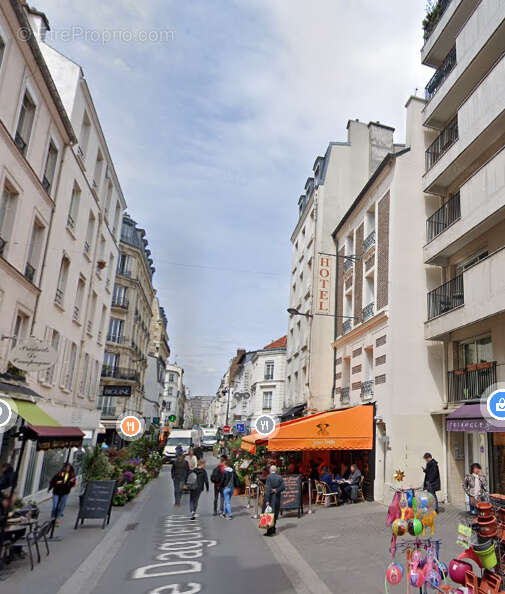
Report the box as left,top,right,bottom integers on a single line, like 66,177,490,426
320,482,340,507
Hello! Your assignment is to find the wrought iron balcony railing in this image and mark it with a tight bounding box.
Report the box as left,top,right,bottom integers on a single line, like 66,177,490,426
340,387,350,403
343,258,354,273
426,117,458,171
361,380,374,400
363,230,376,253
342,319,353,335
111,296,129,309
362,302,374,322
448,362,496,403
427,274,464,320
101,365,139,382
426,192,461,242
54,288,64,306
425,46,456,101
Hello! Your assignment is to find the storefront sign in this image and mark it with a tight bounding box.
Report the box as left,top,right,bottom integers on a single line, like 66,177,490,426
103,385,132,397
317,255,333,314
37,436,84,451
9,338,57,372
446,418,497,432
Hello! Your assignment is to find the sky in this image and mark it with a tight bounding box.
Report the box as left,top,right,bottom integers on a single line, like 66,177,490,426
39,0,431,395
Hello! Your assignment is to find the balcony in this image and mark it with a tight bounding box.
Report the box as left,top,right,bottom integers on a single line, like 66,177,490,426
425,117,458,171
427,274,463,321
101,365,139,382
343,258,353,273
86,320,93,335
426,248,505,340
106,334,128,344
424,53,505,195
425,46,456,102
100,406,117,419
54,288,64,307
340,387,350,403
360,380,374,400
422,0,479,68
363,230,376,253
362,302,375,323
116,268,132,278
342,319,353,335
447,362,497,403
111,296,129,309
67,214,75,231
72,305,80,323
424,2,505,128
24,263,35,283
426,192,461,243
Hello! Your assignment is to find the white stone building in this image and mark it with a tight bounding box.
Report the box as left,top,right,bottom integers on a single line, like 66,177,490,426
421,0,505,504
163,363,185,427
285,120,403,418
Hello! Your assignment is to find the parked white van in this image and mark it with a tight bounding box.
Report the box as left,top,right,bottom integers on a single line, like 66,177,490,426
201,427,218,451
163,429,200,462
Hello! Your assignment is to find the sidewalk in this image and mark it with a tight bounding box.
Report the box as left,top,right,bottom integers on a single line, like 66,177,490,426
1,476,156,593
257,500,467,594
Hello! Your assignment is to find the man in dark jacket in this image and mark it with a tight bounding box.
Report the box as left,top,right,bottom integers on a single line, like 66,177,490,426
263,465,285,536
0,463,17,493
422,452,441,512
189,459,209,520
171,454,189,506
210,456,226,516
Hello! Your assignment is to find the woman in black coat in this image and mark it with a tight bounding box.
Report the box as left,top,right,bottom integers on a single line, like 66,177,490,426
263,465,285,536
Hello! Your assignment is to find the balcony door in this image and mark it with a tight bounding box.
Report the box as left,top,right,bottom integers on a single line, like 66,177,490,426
459,335,493,367
103,351,119,372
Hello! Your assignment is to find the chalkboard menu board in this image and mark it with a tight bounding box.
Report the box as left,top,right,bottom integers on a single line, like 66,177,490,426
280,474,303,517
74,480,115,529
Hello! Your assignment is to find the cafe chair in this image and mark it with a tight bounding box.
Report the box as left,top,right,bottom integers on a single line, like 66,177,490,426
314,481,325,505
354,476,365,503
320,482,339,507
23,520,51,569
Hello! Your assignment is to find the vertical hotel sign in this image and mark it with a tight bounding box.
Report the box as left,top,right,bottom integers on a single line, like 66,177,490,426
317,255,333,314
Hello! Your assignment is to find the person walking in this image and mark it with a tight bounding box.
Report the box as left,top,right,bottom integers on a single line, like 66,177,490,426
0,463,17,493
263,465,285,536
48,463,76,523
171,454,189,506
210,455,227,516
188,459,209,520
422,452,441,513
194,444,204,460
186,448,198,470
463,462,489,515
221,459,236,519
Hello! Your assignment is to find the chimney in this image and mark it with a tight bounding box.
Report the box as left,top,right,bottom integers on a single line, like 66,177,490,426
368,121,395,174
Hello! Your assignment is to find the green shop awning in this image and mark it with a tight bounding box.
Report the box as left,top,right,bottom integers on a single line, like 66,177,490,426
14,399,61,427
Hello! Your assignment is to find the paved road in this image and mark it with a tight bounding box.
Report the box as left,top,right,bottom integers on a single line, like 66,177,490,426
80,458,294,594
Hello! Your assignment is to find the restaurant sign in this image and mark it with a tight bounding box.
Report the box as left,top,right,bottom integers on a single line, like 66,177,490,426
103,385,132,397
446,418,500,433
9,337,57,372
37,436,84,451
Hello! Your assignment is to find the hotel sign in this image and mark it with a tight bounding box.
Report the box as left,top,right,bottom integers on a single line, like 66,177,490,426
317,255,333,314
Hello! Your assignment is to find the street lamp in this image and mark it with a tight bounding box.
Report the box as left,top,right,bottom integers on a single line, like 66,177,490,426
287,307,358,320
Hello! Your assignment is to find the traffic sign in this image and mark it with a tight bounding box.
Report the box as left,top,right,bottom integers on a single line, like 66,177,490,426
236,423,245,433
223,425,231,434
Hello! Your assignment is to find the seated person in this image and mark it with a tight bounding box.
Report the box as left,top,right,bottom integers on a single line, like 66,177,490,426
319,466,333,486
340,463,351,480
339,464,362,503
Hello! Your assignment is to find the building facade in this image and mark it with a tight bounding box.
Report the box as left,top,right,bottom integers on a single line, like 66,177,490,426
286,121,401,417
186,395,214,426
163,363,185,427
421,0,505,504
98,215,155,444
333,98,445,502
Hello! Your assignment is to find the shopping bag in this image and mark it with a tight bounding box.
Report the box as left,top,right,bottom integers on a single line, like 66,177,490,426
259,505,274,530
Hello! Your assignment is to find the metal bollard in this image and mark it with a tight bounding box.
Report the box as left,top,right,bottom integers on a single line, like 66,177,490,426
308,478,313,514
252,483,260,519
246,483,252,509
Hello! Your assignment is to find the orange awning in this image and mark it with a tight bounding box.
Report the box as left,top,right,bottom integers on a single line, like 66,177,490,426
267,405,374,451
241,431,267,453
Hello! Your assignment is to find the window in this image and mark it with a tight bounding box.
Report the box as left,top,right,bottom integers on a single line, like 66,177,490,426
15,90,36,155
264,361,274,380
98,305,107,343
79,353,89,395
43,329,60,385
79,111,91,157
167,387,173,396
55,255,70,307
93,149,103,190
112,284,127,306
62,340,77,391
87,291,97,334
117,253,130,276
262,392,273,410
113,202,120,236
459,335,494,367
107,318,124,342
90,360,99,400
456,250,488,275
42,141,58,193
25,219,44,283
84,212,95,256
0,34,5,69
167,402,172,411
12,311,29,347
67,183,80,231
104,181,113,220
73,276,85,323
0,182,18,255
103,351,119,369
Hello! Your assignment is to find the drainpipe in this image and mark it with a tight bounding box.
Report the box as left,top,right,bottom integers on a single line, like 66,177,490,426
31,143,70,335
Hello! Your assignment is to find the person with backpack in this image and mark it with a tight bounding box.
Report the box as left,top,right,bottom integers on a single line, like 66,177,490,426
171,453,189,506
221,458,237,520
210,455,226,516
187,458,209,520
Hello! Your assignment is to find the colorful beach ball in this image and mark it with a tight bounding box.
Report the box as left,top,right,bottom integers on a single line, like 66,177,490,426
408,518,423,537
409,568,425,588
425,568,441,588
392,519,408,536
386,563,404,586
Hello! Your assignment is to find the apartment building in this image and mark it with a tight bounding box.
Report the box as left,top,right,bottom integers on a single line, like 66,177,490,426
98,215,154,444
186,395,214,426
0,0,76,486
163,363,185,426
332,98,445,502
421,0,505,503
143,298,170,427
286,120,401,417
